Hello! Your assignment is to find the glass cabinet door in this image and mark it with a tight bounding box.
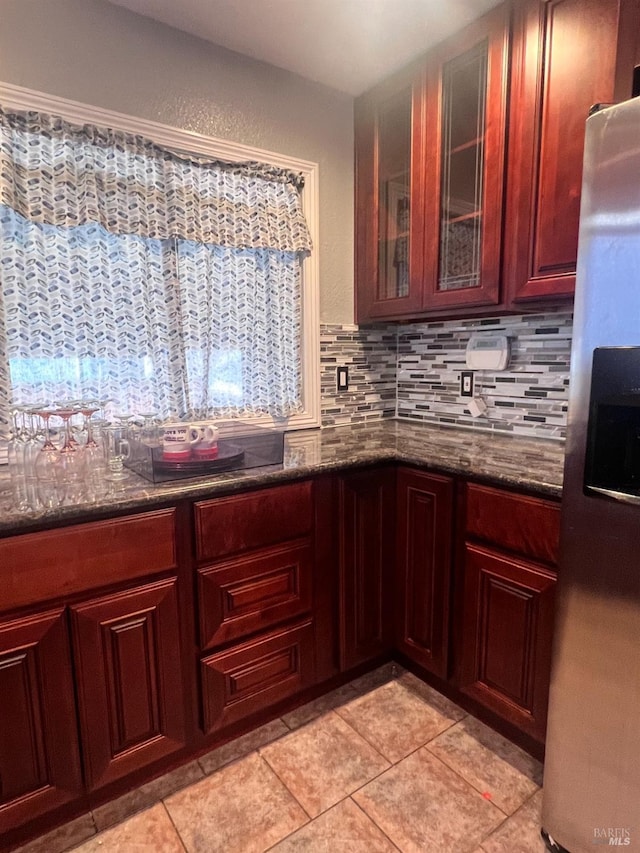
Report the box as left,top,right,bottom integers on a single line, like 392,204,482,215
355,65,426,321
377,89,412,302
423,5,509,310
438,42,487,292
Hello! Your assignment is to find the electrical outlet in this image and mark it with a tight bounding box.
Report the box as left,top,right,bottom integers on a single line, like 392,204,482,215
337,365,349,392
460,371,474,397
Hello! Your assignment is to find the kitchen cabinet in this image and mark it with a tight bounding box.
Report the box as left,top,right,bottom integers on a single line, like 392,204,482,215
338,467,396,669
395,468,454,678
355,4,510,322
421,4,509,313
504,0,640,304
0,507,188,846
356,0,640,321
355,62,427,319
195,481,320,733
0,468,560,849
456,483,560,743
0,609,82,835
70,578,187,791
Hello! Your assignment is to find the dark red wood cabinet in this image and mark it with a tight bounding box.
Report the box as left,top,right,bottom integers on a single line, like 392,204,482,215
0,470,562,850
70,578,187,791
395,468,454,678
0,609,82,835
338,468,396,669
504,0,640,304
195,481,321,735
355,0,640,322
420,4,510,314
456,483,560,743
355,4,510,322
355,61,427,320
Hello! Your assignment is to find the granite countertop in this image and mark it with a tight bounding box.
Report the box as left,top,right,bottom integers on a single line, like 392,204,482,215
0,420,565,535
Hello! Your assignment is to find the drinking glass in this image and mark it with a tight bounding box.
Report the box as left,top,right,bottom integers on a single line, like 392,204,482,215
139,412,161,448
7,407,28,509
103,425,130,481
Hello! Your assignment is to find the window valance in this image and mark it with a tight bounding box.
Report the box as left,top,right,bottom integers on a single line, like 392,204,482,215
0,106,312,253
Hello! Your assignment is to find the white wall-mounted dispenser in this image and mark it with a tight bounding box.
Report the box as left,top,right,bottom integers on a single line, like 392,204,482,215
465,334,510,371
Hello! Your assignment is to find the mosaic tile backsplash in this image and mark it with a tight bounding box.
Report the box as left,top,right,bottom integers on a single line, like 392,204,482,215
320,325,397,426
320,311,573,440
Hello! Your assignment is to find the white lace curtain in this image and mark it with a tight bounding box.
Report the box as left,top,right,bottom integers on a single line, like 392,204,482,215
0,106,312,432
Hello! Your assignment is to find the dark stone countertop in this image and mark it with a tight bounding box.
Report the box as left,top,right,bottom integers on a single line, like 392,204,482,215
0,419,565,535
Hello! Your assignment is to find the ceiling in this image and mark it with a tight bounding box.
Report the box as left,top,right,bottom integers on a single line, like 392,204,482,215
107,0,503,95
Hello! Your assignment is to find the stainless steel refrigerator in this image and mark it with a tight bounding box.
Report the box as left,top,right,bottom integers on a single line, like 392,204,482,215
542,96,640,852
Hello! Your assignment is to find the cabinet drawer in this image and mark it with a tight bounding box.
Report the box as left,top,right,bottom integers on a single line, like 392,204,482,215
198,540,313,651
465,483,560,566
1,509,177,612
201,620,315,733
195,481,313,563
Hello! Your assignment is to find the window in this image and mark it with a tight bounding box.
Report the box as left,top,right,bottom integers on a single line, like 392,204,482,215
0,83,320,438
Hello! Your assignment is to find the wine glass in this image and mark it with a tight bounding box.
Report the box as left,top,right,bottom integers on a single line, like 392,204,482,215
54,405,86,502
78,400,105,486
33,408,64,508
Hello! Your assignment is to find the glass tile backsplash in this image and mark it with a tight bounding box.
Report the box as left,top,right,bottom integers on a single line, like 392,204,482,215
321,310,572,440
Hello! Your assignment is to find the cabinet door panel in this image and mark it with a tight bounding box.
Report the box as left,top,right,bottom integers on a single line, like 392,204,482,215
0,609,82,834
506,0,638,302
396,469,454,677
355,62,427,321
70,578,186,790
460,544,556,742
201,620,315,733
339,469,395,670
422,4,509,310
198,540,313,650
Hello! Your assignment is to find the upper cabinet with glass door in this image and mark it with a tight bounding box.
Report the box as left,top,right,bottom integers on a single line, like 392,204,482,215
355,61,427,320
355,4,510,322
421,4,510,312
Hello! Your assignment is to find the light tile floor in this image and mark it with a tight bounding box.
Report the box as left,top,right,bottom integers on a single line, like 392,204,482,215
15,665,548,853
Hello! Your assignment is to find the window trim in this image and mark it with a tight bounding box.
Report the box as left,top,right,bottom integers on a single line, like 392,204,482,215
0,81,321,430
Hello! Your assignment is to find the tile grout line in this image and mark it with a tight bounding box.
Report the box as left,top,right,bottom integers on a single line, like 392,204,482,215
472,786,544,852
349,795,403,853
160,801,190,853
255,752,315,823
423,726,542,817
421,746,512,822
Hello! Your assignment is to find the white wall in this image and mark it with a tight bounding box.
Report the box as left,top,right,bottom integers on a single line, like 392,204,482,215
0,0,355,323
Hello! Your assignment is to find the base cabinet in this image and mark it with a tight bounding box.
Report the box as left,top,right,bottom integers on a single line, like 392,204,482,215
70,578,187,791
456,482,560,744
0,469,560,849
338,468,395,670
458,545,556,742
0,609,82,834
395,469,454,678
